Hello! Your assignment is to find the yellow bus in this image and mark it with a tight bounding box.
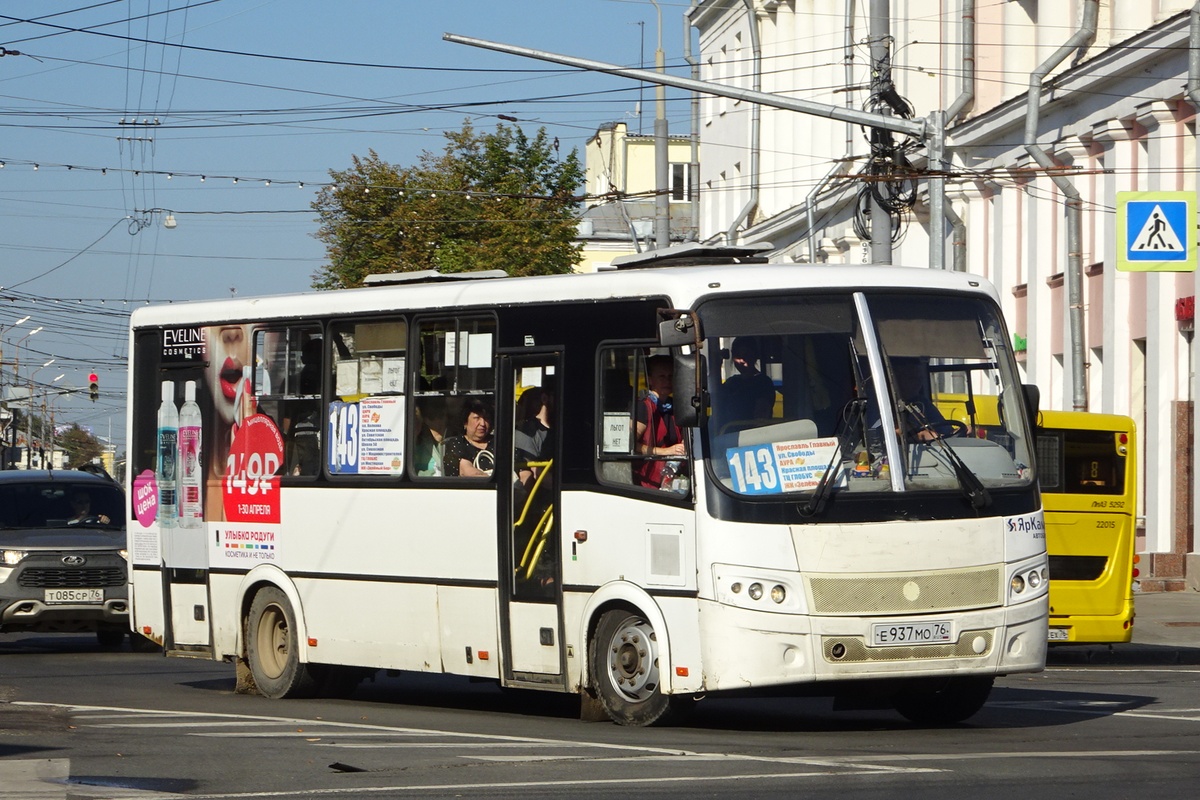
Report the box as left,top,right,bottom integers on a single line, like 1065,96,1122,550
1034,410,1138,644
931,393,1137,644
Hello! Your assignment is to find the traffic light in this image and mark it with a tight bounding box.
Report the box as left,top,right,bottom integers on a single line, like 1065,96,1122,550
88,372,99,402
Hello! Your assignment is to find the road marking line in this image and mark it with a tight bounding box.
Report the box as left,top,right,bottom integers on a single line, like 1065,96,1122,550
159,767,950,799
805,749,1197,763
14,705,696,762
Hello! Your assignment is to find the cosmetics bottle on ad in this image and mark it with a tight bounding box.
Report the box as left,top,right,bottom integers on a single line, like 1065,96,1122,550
178,380,203,528
157,380,179,528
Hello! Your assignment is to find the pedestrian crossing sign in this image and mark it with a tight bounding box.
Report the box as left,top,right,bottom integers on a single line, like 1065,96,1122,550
1117,191,1195,272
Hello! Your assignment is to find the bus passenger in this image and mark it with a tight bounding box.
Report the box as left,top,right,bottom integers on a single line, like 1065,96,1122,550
717,337,776,425
635,355,686,489
413,398,446,477
515,386,554,487
442,398,495,478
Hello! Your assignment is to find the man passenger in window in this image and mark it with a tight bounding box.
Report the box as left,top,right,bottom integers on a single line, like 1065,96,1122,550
634,355,686,489
442,399,495,478
718,337,777,424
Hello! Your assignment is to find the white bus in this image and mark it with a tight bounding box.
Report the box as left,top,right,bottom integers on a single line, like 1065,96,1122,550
126,244,1047,727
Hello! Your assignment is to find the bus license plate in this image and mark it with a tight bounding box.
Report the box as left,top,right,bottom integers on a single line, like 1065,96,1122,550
872,620,952,647
1048,627,1070,641
44,588,104,604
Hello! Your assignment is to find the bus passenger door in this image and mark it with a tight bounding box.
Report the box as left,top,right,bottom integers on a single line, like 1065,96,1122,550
499,353,565,688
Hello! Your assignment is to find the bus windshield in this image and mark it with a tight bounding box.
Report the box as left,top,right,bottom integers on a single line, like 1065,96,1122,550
701,291,1035,499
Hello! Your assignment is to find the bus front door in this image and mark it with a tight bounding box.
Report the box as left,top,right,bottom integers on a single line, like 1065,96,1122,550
499,353,565,687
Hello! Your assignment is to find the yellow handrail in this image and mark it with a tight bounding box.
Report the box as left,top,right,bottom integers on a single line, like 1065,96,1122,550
519,505,555,580
512,459,552,527
514,459,553,581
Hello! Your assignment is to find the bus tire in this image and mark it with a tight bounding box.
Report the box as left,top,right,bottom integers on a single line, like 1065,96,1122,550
246,586,317,699
590,609,671,727
891,676,994,725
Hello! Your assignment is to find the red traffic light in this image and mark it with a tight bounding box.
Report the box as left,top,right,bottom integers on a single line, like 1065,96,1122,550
88,372,99,383
88,372,99,402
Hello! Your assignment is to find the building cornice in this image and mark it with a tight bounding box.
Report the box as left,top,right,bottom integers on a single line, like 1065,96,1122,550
949,11,1190,148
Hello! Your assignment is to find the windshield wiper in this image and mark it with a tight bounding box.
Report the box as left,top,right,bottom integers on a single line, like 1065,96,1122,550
799,398,866,518
904,404,991,510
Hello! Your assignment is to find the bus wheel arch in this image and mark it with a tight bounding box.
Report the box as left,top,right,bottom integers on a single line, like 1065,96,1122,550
240,577,318,699
581,589,676,726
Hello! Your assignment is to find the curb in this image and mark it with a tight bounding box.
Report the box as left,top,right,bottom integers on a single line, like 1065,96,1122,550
1046,644,1200,666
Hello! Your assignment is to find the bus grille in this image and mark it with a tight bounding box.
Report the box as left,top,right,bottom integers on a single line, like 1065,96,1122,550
821,630,993,663
19,567,126,588
807,567,1001,615
1048,555,1107,581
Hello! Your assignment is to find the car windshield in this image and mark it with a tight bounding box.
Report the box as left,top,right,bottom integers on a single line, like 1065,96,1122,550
0,482,124,529
701,291,1035,499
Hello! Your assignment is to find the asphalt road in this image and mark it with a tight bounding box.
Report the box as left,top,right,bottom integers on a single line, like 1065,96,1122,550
2,631,1199,799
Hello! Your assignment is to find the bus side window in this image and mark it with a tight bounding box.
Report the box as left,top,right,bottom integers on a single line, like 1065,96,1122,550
254,326,323,476
596,346,685,492
414,315,496,479
327,318,407,478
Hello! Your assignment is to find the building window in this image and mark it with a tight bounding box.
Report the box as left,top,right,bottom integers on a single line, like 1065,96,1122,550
670,163,693,203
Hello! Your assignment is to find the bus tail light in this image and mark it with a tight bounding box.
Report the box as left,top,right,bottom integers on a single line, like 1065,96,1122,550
1132,554,1140,578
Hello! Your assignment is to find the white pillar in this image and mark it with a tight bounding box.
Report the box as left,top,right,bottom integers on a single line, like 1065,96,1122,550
1136,99,1181,556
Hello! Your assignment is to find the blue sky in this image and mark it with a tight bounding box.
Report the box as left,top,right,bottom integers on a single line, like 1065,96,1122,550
0,0,693,447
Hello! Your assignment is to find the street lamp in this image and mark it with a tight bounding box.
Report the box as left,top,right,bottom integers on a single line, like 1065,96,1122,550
27,357,55,469
5,325,40,468
1,314,32,397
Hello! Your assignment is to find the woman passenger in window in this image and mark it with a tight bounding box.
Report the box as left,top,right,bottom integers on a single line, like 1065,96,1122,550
634,355,686,489
442,399,495,478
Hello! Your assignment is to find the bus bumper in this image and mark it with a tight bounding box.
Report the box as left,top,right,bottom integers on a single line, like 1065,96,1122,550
695,595,1047,693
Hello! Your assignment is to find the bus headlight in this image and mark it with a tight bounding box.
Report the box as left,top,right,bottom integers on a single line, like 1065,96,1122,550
1027,570,1042,589
770,584,786,604
748,582,764,601
1011,574,1026,594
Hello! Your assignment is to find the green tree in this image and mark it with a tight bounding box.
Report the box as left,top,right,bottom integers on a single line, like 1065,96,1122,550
312,122,584,289
59,424,103,469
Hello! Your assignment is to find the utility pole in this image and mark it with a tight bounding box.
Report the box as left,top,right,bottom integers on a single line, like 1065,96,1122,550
868,0,893,265
650,0,671,250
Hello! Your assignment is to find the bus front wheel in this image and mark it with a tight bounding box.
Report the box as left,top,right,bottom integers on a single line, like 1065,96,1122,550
890,676,994,725
246,587,317,699
590,609,671,726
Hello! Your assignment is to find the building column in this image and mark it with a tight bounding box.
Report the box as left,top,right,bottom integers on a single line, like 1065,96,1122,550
1090,119,1136,417
1136,100,1183,563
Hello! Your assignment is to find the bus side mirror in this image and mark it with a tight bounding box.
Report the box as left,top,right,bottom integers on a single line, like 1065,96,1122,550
1022,383,1040,430
672,351,705,428
658,311,698,347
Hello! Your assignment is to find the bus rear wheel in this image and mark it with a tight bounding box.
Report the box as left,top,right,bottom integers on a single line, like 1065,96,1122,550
590,609,672,726
246,587,317,699
891,676,994,725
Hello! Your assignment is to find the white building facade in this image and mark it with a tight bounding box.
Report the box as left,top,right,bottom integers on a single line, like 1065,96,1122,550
688,0,1199,589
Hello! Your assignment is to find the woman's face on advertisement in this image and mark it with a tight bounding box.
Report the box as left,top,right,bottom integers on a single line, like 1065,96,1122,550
206,325,251,424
